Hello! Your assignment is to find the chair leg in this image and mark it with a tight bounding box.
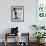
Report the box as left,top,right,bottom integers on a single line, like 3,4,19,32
4,33,7,46
4,41,7,46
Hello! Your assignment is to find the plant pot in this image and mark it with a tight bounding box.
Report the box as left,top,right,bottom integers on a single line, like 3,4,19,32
37,39,40,43
37,39,45,44
40,38,45,43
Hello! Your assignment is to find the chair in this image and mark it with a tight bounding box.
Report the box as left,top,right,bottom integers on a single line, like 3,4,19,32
4,27,19,46
4,33,18,46
18,33,30,46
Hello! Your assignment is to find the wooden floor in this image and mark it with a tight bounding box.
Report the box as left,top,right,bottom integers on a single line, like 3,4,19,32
0,42,46,46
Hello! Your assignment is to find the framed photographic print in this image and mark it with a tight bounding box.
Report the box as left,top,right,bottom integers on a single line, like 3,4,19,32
11,6,24,22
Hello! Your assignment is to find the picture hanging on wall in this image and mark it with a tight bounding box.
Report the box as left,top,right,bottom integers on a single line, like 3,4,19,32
36,0,46,25
37,0,46,19
11,6,24,22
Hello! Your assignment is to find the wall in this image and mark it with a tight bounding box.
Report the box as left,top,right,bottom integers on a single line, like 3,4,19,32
0,0,36,42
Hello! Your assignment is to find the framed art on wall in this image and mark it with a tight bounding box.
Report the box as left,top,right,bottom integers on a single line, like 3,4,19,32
36,0,46,26
11,6,24,22
37,0,46,18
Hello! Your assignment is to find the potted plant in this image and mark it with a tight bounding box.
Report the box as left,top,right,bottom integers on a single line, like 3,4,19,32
33,32,46,43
